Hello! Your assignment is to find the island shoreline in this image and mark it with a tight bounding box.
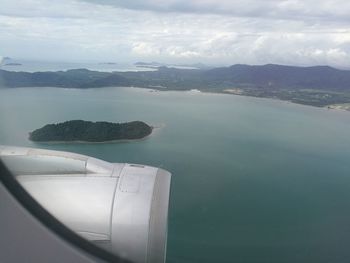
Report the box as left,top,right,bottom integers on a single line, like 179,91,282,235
28,125,163,144
29,120,154,143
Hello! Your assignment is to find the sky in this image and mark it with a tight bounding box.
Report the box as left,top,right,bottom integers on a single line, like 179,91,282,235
1,0,350,67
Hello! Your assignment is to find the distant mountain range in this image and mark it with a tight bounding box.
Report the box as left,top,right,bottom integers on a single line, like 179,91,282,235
205,64,350,90
1,64,350,107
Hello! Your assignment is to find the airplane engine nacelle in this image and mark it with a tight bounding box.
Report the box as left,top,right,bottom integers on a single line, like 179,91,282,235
0,146,172,263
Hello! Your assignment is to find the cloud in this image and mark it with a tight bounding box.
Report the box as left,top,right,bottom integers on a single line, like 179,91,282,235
0,0,350,67
82,0,350,23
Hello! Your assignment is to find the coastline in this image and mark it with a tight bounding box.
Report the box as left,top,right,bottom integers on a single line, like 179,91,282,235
325,103,350,112
134,86,350,112
10,85,350,113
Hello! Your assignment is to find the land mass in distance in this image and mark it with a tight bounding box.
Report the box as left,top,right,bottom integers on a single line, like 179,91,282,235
2,63,350,108
29,120,153,143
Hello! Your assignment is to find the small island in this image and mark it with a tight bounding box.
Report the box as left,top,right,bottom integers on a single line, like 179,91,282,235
29,120,153,143
99,62,117,65
4,63,22,66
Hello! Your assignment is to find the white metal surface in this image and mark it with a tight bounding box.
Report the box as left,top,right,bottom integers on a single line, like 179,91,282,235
17,175,117,240
0,182,105,263
0,145,172,263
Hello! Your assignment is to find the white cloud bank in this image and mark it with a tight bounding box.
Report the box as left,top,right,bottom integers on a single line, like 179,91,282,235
1,0,350,67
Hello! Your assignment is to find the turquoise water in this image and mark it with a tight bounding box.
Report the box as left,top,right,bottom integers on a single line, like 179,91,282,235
1,87,350,262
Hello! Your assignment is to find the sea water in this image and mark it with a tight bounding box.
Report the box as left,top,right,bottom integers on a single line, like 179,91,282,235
1,87,350,263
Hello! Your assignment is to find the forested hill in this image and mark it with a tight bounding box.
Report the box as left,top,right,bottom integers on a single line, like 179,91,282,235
1,64,350,90
29,120,152,142
2,64,350,107
0,69,130,88
204,64,350,90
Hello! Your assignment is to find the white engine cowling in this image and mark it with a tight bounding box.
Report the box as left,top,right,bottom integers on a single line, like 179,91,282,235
0,146,172,263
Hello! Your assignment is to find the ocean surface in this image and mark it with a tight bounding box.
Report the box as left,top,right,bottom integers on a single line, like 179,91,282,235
0,59,156,72
1,87,350,263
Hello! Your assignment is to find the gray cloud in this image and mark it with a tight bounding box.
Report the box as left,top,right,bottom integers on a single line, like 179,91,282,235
1,0,350,67
82,0,350,23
